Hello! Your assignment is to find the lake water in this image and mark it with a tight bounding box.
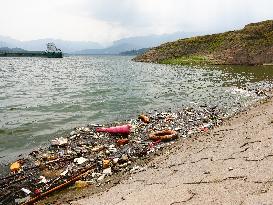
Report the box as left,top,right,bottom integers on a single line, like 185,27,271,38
0,55,273,162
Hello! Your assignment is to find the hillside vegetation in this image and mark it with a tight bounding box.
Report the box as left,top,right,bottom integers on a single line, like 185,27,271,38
134,20,273,65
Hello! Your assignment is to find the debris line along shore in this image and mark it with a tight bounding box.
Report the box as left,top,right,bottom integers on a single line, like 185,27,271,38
0,90,270,205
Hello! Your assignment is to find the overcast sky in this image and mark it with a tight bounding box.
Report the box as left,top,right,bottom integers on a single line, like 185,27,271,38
1,0,273,43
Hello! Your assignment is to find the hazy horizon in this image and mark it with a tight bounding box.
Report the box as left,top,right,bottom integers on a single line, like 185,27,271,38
0,30,188,44
1,0,273,44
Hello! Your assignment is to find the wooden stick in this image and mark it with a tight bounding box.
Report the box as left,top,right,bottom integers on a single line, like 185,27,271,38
22,165,94,205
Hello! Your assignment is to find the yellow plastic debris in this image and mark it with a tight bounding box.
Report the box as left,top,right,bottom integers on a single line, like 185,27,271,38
10,161,21,172
75,180,88,188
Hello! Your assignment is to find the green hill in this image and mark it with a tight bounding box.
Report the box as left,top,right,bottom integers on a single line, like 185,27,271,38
134,20,273,65
0,47,27,52
119,48,149,55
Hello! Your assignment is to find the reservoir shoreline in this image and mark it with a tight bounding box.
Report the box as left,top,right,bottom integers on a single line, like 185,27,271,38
3,55,272,162
69,92,273,205
1,56,273,204
35,91,273,205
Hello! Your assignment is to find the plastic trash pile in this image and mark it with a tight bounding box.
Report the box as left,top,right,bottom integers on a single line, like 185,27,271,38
0,106,223,204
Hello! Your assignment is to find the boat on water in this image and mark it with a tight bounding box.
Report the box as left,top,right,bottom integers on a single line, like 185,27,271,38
45,42,63,58
0,43,63,58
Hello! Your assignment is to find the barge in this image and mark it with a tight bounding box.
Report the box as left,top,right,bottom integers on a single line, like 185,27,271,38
0,43,63,58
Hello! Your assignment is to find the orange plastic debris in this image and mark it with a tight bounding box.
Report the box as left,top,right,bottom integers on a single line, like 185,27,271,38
149,130,178,141
116,139,129,146
138,114,150,123
103,159,110,169
10,161,21,172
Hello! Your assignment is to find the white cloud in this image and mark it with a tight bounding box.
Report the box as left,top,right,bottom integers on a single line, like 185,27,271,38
0,0,273,43
0,0,124,43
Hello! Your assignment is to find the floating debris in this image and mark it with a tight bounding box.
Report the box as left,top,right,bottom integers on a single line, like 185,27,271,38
102,160,110,169
103,168,112,175
74,157,88,165
116,139,129,146
149,130,178,141
21,188,31,195
0,106,225,204
50,137,68,146
96,124,131,134
138,114,150,123
10,161,21,173
75,180,88,188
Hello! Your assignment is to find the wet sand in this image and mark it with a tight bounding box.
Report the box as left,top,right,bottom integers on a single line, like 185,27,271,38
71,97,273,205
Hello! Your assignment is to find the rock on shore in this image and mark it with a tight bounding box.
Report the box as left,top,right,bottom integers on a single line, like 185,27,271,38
134,20,273,65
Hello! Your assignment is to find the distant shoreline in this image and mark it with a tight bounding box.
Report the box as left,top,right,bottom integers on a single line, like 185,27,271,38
0,51,63,58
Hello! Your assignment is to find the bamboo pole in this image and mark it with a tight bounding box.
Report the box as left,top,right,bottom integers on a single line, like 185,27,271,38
22,165,94,205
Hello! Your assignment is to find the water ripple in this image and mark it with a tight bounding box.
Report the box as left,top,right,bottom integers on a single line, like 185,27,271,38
0,56,273,160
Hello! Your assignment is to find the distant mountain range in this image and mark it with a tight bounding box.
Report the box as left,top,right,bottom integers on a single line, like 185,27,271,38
0,32,201,55
0,47,27,52
0,36,102,53
73,32,200,55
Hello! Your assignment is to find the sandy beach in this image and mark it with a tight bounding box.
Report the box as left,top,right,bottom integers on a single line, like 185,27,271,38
69,97,273,205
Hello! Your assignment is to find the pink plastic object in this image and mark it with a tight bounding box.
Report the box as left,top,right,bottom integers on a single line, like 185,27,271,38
96,124,131,134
